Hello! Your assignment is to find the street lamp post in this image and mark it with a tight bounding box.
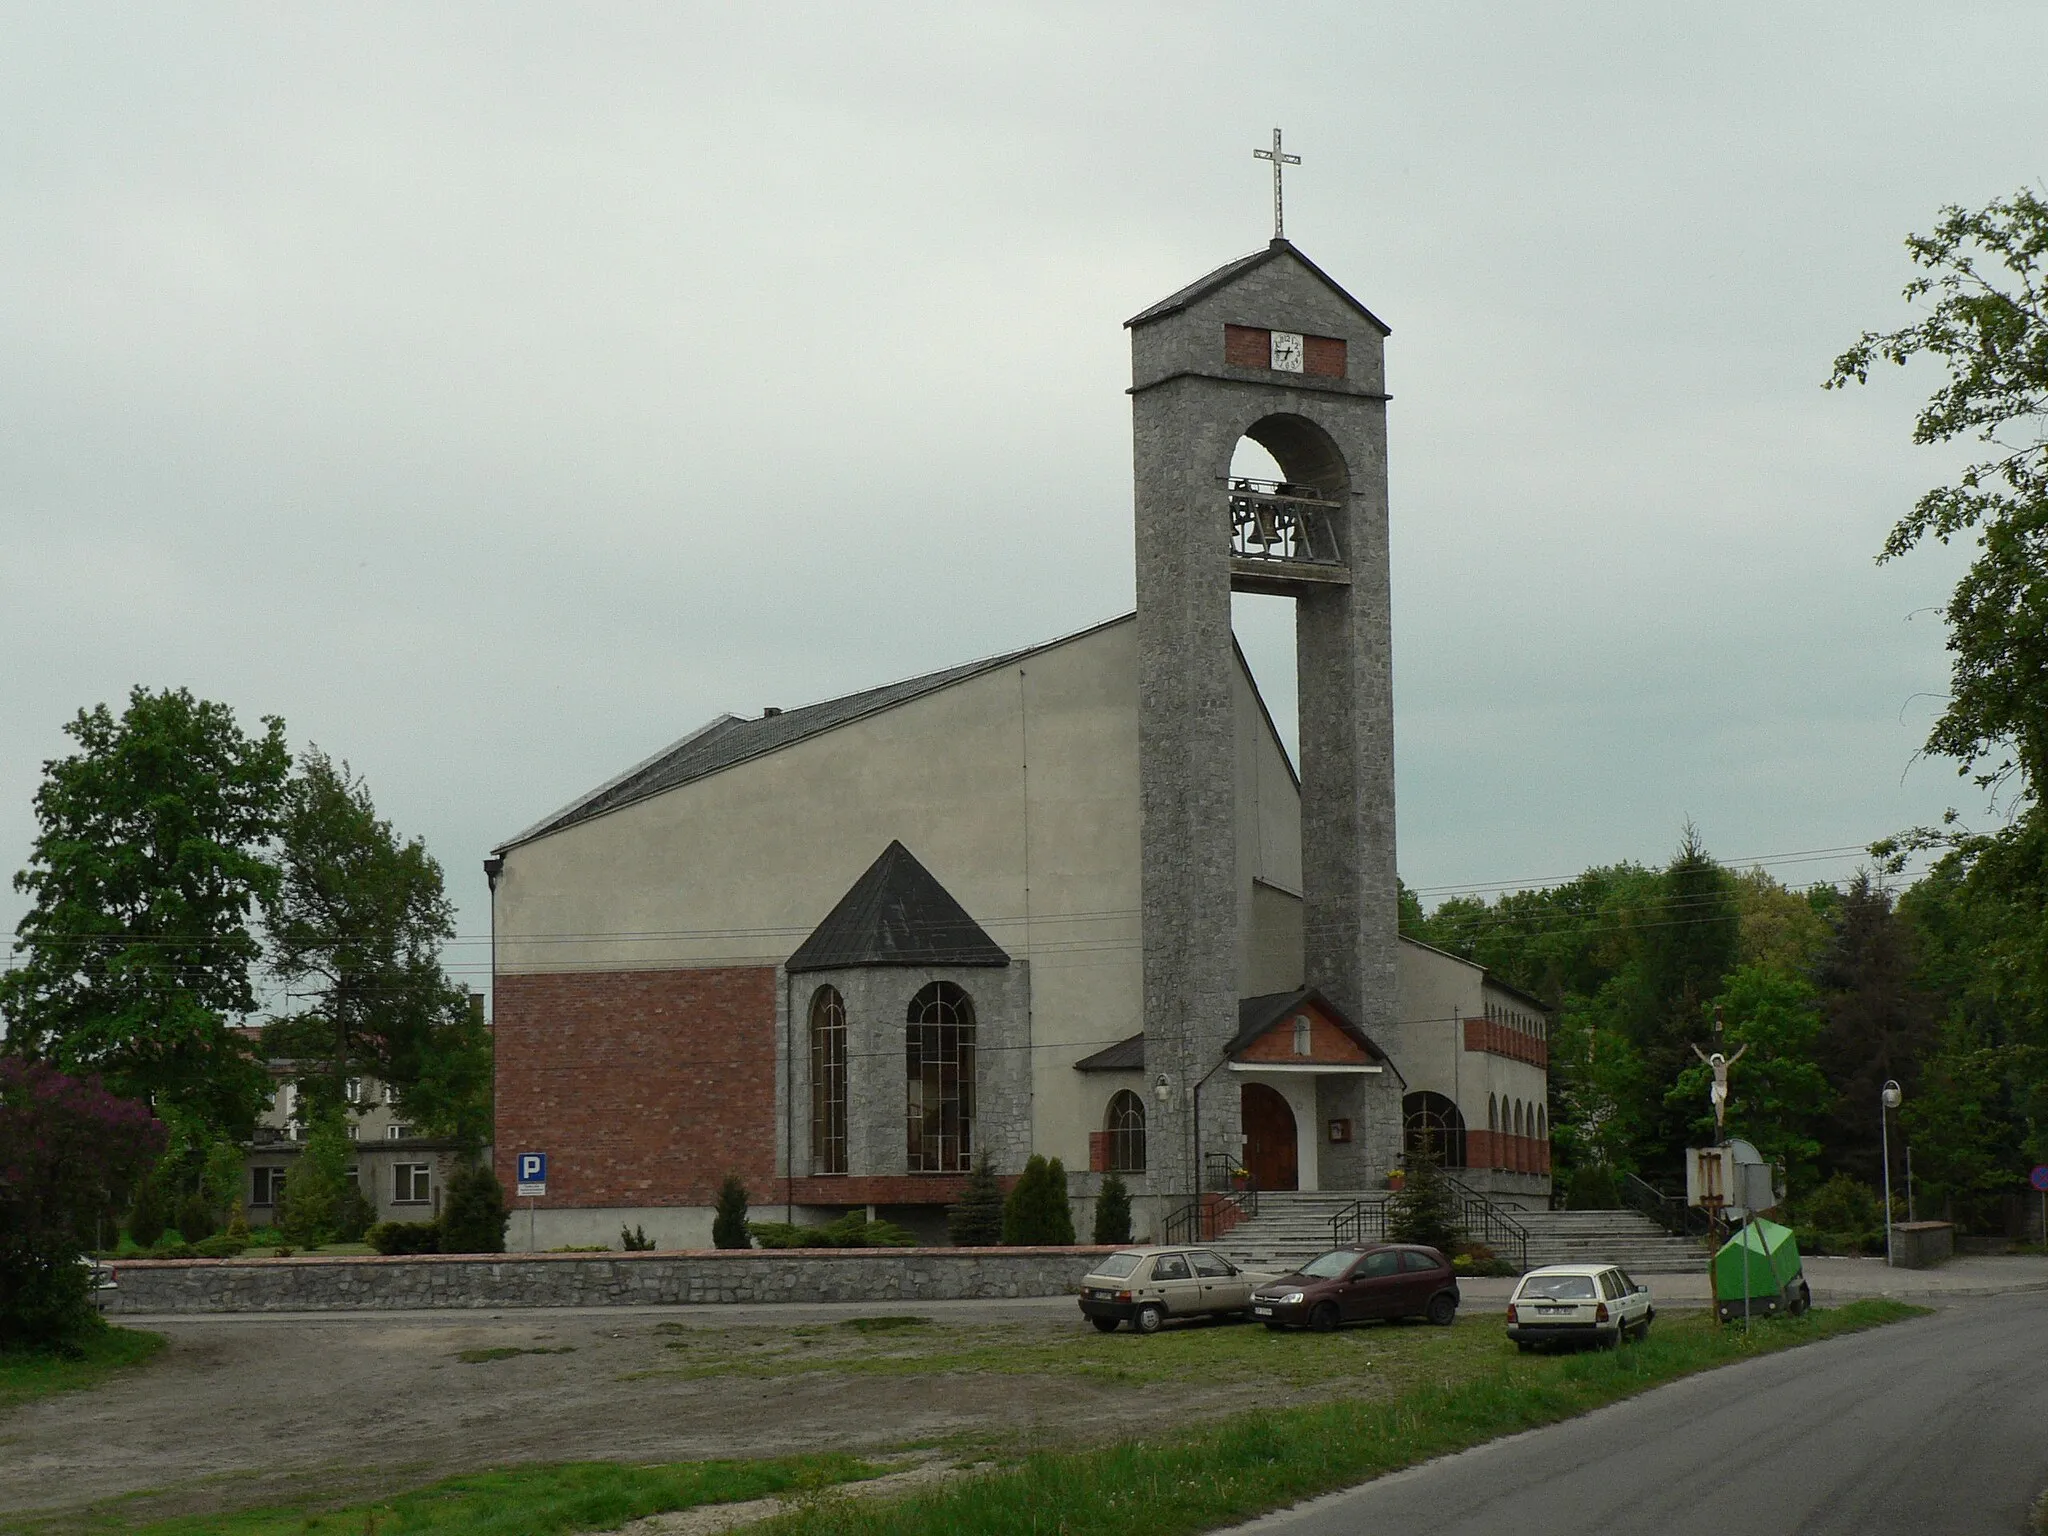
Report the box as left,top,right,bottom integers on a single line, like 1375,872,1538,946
1881,1080,1903,1267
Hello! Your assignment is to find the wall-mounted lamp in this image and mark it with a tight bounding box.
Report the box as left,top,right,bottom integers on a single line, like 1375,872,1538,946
1153,1073,1172,1105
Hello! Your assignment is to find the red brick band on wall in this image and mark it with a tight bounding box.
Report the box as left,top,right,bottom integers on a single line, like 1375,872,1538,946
1463,1017,1549,1068
1466,1130,1552,1176
494,966,778,1208
1222,323,1348,378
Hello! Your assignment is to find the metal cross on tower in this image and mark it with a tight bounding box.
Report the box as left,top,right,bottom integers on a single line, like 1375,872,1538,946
1253,128,1300,239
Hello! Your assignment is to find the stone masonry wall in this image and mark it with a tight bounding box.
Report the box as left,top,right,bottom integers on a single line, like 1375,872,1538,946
104,1247,1117,1314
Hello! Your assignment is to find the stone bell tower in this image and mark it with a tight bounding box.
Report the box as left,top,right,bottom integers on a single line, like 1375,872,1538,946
1127,237,1398,1198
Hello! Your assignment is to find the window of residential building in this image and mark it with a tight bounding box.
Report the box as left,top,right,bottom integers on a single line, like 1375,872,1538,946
386,1124,414,1140
810,985,848,1174
394,1163,432,1204
906,981,975,1173
1104,1089,1146,1173
345,1077,363,1104
252,1166,288,1206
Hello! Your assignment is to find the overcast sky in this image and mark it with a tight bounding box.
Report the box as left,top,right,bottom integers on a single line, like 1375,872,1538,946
4,4,2043,997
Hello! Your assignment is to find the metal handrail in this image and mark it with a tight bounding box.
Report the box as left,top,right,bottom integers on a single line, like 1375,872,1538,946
1163,1169,1258,1247
1328,1196,1391,1248
1444,1174,1530,1272
1621,1172,1709,1237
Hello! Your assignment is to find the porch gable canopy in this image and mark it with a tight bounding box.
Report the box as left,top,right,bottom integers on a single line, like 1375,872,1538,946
1228,988,1387,1072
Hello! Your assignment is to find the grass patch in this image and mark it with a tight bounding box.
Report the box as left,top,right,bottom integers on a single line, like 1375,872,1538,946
837,1316,931,1334
117,1455,881,1536
0,1328,166,1414
452,1345,577,1364
750,1301,1925,1536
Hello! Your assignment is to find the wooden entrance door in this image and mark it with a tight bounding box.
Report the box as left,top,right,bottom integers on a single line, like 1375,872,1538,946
1241,1083,1298,1192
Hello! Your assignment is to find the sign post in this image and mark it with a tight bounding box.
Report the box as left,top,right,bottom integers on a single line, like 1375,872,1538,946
517,1152,547,1251
2030,1165,2048,1247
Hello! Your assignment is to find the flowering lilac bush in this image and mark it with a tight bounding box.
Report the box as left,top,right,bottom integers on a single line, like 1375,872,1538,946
0,1058,164,1347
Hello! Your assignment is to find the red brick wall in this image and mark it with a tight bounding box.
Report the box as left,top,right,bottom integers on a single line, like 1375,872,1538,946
1463,1018,1549,1068
1237,1003,1373,1065
1467,1130,1552,1175
494,967,778,1208
1224,323,1269,367
1303,334,1347,377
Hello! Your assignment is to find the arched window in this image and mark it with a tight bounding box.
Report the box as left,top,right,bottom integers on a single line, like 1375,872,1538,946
1488,1093,1498,1131
1513,1099,1524,1138
906,982,976,1172
1402,1091,1467,1170
1292,1014,1312,1056
1105,1090,1146,1172
809,986,847,1175
1537,1104,1548,1141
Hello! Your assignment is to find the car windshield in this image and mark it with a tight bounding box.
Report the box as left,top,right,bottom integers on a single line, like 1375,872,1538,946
1517,1274,1597,1300
1092,1253,1143,1279
1297,1250,1360,1280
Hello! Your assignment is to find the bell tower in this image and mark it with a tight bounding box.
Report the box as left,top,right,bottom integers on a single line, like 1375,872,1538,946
1127,236,1398,1199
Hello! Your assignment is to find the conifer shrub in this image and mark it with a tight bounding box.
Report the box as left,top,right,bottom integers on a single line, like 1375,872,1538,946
1003,1155,1077,1246
334,1181,376,1244
946,1152,1004,1246
437,1160,509,1254
126,1171,169,1251
176,1190,218,1245
620,1225,656,1251
712,1173,751,1249
368,1220,441,1255
1092,1172,1133,1246
280,1111,353,1244
1388,1154,1465,1255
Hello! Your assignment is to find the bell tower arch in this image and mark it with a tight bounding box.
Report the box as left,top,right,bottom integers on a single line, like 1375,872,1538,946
1126,238,1400,1200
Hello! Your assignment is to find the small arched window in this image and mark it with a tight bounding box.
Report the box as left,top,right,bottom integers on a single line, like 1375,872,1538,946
809,986,847,1175
1538,1104,1548,1141
1105,1090,1146,1172
906,982,976,1173
1292,1014,1312,1056
1513,1099,1524,1138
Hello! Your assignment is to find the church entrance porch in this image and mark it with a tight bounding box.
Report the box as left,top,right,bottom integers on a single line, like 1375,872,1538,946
1241,1082,1298,1192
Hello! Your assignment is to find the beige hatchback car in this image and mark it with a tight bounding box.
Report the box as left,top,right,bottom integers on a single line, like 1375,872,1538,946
1077,1246,1268,1333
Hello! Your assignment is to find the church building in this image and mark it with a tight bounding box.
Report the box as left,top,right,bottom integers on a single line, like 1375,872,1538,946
488,236,1551,1249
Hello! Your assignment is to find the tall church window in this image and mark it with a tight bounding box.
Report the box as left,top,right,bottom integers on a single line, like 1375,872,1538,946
1105,1090,1146,1172
809,986,848,1175
1401,1090,1467,1170
906,982,975,1172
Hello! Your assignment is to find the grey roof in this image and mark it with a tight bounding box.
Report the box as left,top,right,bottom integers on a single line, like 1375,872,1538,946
1073,1033,1145,1072
785,840,1010,974
496,615,1131,852
1125,238,1391,336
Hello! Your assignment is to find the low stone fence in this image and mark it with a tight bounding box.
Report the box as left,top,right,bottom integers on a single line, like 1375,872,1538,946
104,1246,1119,1314
1893,1221,1956,1270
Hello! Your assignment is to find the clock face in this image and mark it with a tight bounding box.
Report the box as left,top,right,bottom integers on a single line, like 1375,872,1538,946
1270,330,1305,373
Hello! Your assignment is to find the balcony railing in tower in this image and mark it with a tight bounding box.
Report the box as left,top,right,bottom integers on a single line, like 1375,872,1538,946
1225,478,1347,589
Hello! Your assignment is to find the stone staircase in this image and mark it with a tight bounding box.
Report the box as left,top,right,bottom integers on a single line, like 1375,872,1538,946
1206,1193,1707,1275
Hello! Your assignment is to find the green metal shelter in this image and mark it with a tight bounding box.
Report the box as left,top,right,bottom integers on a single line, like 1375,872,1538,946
1713,1217,1810,1322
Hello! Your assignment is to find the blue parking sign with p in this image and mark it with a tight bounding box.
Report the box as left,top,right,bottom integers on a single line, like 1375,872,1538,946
517,1152,547,1193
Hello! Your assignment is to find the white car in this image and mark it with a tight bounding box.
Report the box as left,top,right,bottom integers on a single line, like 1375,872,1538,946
1505,1263,1653,1351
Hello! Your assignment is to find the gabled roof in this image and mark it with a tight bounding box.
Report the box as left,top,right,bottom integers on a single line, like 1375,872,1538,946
1124,238,1391,336
1074,1033,1145,1072
785,841,1010,974
496,614,1131,852
1230,987,1389,1063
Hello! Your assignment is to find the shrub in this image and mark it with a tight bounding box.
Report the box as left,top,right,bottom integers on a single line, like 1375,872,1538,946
334,1181,376,1244
176,1190,218,1245
225,1204,251,1242
712,1173,751,1249
126,1171,170,1251
1003,1155,1076,1246
946,1152,1005,1246
280,1110,353,1244
368,1221,441,1256
1795,1173,1886,1254
1092,1173,1133,1246
748,1215,918,1249
1388,1155,1465,1255
1,1060,165,1349
621,1225,656,1252
1564,1164,1622,1211
193,1234,247,1258
438,1161,509,1254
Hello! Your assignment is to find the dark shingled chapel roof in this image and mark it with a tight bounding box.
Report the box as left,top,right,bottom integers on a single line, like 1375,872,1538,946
1072,1033,1145,1072
1229,987,1389,1062
785,841,1010,974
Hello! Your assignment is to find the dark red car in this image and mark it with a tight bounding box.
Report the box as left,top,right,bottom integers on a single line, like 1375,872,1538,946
1249,1243,1461,1331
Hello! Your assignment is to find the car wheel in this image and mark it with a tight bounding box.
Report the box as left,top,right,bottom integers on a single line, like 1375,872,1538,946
1309,1302,1340,1333
1791,1284,1811,1317
1133,1303,1164,1335
1426,1292,1457,1327
1090,1316,1120,1333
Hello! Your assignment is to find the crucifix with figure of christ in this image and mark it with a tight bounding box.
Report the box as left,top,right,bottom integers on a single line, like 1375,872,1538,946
1253,128,1300,239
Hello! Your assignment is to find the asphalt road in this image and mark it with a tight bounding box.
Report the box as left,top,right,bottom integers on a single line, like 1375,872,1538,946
1227,1294,2048,1536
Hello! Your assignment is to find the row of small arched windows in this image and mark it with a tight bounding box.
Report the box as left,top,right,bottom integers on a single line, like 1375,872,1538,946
1484,998,1547,1040
809,981,979,1176
1487,1093,1547,1142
